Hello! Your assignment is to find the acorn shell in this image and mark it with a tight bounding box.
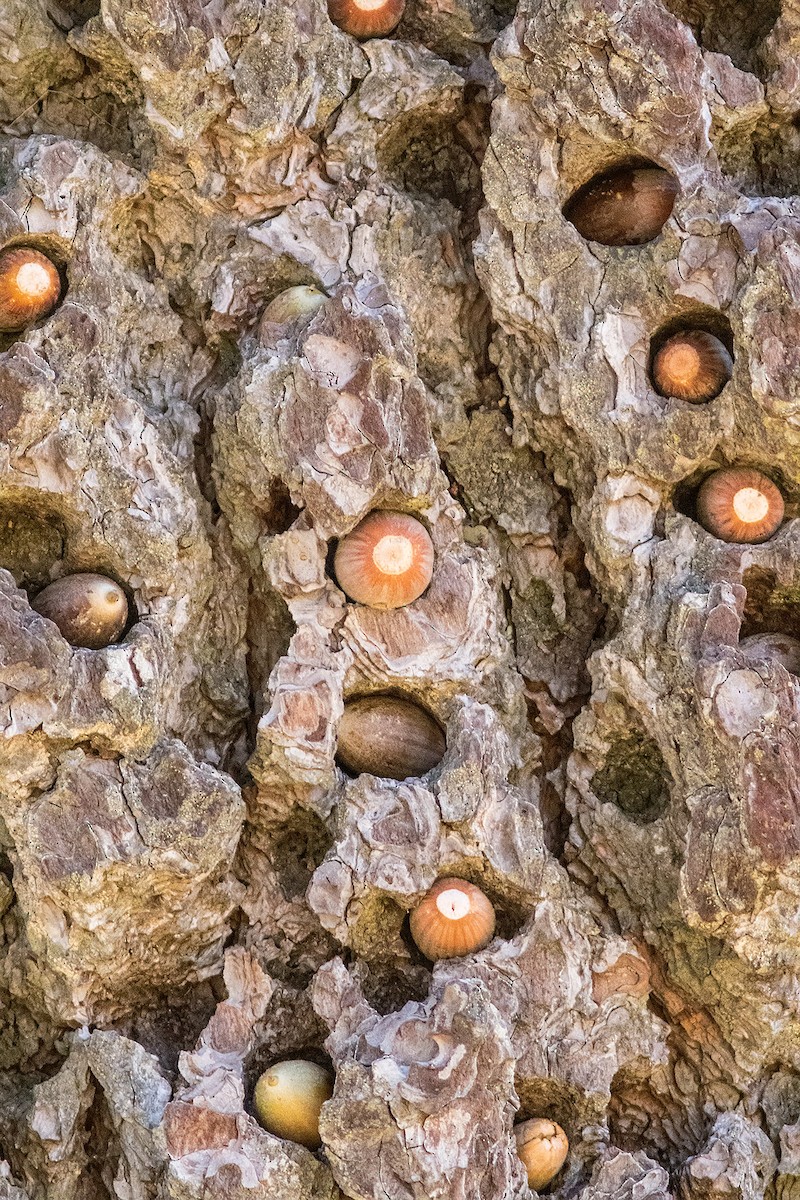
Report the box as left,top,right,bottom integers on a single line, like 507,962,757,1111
409,877,496,961
564,167,678,246
328,0,405,37
336,695,446,780
695,468,784,544
32,573,129,649
0,247,62,333
253,1059,333,1149
739,632,800,676
652,330,733,402
514,1118,569,1190
333,511,434,610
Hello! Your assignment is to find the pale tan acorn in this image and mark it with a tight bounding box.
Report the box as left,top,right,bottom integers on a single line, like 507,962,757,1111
514,1118,569,1190
334,511,434,610
253,1059,333,1149
0,247,62,332
258,286,326,341
336,695,446,780
409,878,496,960
328,0,405,38
32,573,128,649
564,166,678,246
652,330,733,402
696,468,784,544
739,632,800,676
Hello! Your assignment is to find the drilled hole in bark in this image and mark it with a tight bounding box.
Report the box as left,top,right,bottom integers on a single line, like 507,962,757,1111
714,116,800,198
245,991,333,1108
649,312,734,402
270,811,333,902
115,980,219,1078
592,731,671,824
0,505,65,590
741,567,800,644
377,112,481,206
513,1079,581,1192
661,0,779,76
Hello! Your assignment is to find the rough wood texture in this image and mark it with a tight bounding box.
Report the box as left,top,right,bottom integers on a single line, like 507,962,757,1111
0,0,797,1197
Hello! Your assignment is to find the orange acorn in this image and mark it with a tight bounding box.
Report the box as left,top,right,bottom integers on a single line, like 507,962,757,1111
514,1119,569,1190
337,695,446,780
409,878,496,961
32,573,128,649
652,330,732,402
0,247,61,332
564,166,678,247
253,1059,333,1149
696,468,784,544
328,0,405,37
333,511,434,610
739,632,800,676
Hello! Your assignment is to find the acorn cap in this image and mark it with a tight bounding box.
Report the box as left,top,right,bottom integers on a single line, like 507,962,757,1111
695,468,784,544
336,695,446,780
409,877,496,961
328,0,405,37
0,247,62,333
739,632,800,676
333,510,434,610
564,166,678,247
514,1118,569,1190
253,1059,333,1149
32,573,129,649
652,330,733,403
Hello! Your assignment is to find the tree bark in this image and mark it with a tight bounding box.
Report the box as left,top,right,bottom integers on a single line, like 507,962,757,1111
0,0,797,1197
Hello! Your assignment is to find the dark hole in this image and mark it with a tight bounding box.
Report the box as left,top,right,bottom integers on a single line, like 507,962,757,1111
0,506,65,590
377,112,481,207
592,732,671,823
741,566,800,641
660,0,780,76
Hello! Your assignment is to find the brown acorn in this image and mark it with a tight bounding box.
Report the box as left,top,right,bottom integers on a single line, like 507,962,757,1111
32,573,128,649
514,1119,569,1190
409,878,496,961
334,511,434,610
253,1059,333,1149
0,247,61,332
328,0,405,37
652,330,733,403
336,695,445,780
563,166,678,247
695,468,784,544
739,632,800,676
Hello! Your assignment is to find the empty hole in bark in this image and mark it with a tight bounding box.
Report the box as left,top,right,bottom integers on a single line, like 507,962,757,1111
81,1087,120,1200
660,0,779,76
741,566,800,641
377,112,481,207
270,811,333,902
115,980,219,1079
714,115,800,198
45,0,100,28
592,729,671,824
0,505,65,590
648,311,734,399
357,960,433,1015
261,479,301,534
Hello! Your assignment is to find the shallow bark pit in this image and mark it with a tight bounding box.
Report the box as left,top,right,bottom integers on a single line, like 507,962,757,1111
649,315,734,403
377,111,481,207
592,731,671,824
660,0,779,76
0,506,65,589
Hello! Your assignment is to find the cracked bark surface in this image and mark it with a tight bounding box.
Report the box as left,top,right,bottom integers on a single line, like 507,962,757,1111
0,0,799,1196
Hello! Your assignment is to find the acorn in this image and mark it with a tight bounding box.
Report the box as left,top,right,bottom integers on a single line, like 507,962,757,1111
328,0,405,37
695,468,784,544
652,330,733,403
253,1060,333,1150
0,247,61,332
739,632,800,676
336,695,445,780
333,511,434,610
563,166,678,247
409,878,496,961
258,286,326,341
514,1119,569,1190
32,573,128,649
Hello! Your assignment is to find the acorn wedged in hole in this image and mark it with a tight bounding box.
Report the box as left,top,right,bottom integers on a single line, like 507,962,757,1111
253,1059,333,1149
32,573,128,649
739,632,800,676
258,286,326,342
514,1119,569,1190
328,0,405,37
652,330,732,403
409,878,496,961
563,166,678,247
0,247,61,333
695,468,784,544
336,695,445,780
334,511,434,610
